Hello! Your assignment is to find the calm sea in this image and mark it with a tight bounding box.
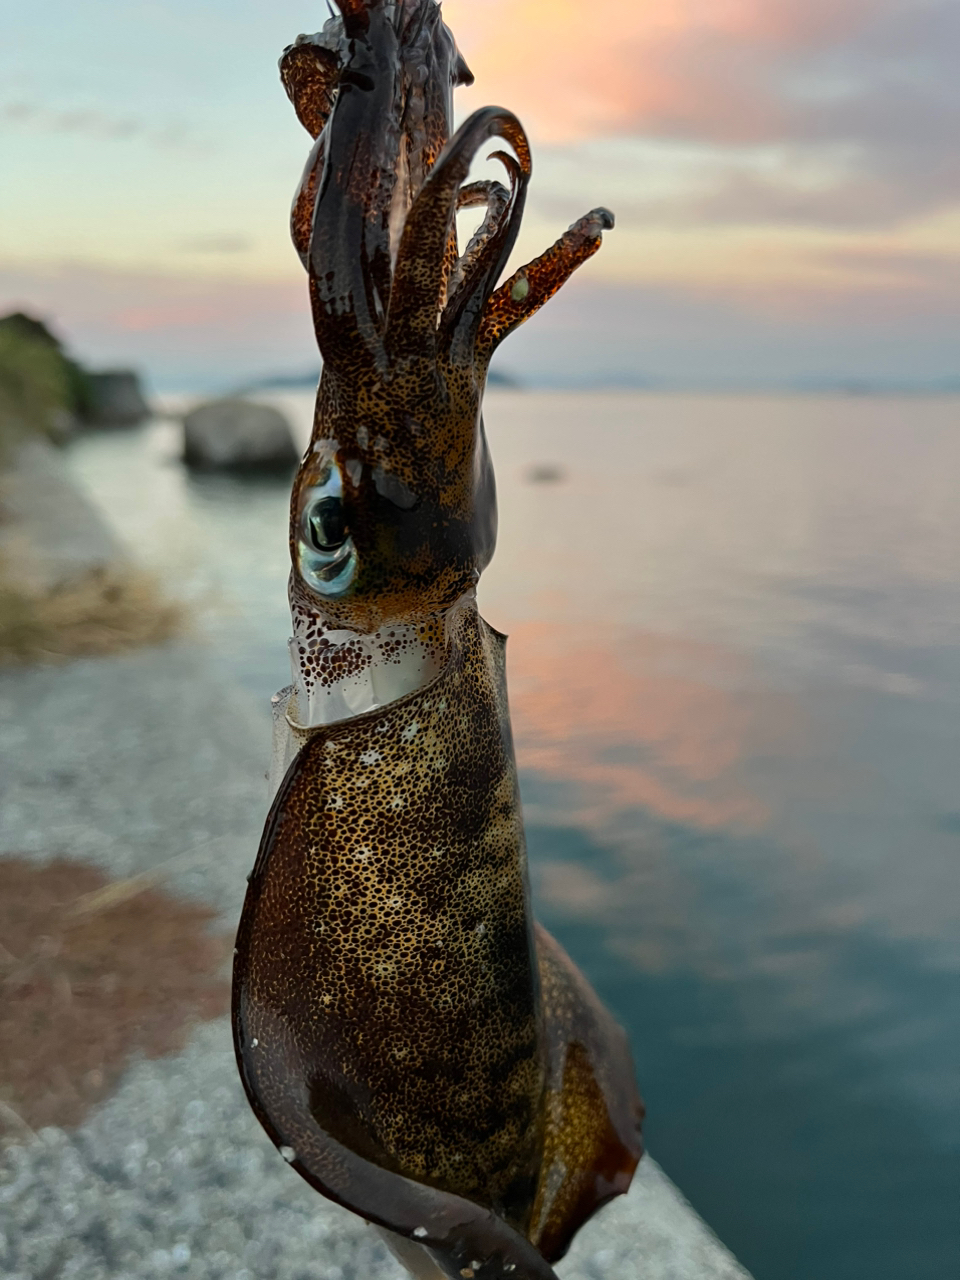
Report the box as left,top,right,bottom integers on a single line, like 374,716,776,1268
69,391,960,1280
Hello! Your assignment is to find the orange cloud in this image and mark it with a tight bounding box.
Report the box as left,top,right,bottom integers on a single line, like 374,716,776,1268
445,0,876,141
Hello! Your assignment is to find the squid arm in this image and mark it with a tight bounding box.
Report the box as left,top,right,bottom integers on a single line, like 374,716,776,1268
476,209,615,365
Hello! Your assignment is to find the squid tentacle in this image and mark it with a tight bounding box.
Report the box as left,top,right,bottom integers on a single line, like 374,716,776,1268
280,38,341,139
397,0,431,43
475,208,615,364
458,179,509,210
446,180,511,302
291,132,327,270
441,151,528,369
395,2,471,202
334,0,372,38
307,5,404,371
392,3,466,310
281,35,340,272
386,106,530,363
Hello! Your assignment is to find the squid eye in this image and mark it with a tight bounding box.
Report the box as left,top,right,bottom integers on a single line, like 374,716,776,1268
297,475,357,598
306,496,346,551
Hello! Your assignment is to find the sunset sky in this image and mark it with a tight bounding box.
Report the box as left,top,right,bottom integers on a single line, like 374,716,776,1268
2,0,958,389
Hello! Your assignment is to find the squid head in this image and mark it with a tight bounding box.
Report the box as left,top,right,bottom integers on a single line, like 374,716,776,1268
280,0,613,636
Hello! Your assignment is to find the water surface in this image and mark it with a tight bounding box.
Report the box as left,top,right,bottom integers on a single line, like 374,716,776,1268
69,391,960,1280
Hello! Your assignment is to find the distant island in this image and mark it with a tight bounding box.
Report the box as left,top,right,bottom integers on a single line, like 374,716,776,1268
0,310,150,452
230,366,960,397
239,365,524,393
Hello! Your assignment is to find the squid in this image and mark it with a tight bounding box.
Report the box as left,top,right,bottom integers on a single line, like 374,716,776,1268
232,4,643,1278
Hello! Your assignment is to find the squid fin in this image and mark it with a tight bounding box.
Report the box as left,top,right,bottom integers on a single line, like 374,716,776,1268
529,924,643,1263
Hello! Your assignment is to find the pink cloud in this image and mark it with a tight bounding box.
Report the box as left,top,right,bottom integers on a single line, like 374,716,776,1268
3,258,956,390
448,0,960,231
0,262,317,389
447,0,883,142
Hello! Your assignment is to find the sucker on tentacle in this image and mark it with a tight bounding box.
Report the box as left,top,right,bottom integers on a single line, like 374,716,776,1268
233,5,642,1278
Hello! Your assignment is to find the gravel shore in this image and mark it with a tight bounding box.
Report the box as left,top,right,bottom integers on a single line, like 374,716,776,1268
0,642,750,1279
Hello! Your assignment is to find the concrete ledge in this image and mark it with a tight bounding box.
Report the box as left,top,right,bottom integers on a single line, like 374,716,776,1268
560,1158,750,1279
0,438,125,593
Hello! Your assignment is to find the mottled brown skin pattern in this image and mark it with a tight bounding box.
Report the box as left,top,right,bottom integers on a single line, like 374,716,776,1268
238,608,543,1221
233,4,642,1278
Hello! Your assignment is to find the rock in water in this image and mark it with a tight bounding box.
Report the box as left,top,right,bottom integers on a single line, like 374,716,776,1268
182,398,299,472
86,371,150,426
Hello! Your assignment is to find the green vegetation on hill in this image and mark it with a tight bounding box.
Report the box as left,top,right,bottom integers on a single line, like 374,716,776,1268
0,312,180,663
0,312,91,460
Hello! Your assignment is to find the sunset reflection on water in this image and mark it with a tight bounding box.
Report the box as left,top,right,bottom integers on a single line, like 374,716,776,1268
506,620,774,830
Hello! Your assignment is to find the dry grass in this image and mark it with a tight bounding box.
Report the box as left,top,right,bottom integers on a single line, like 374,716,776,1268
0,565,184,666
0,857,231,1141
